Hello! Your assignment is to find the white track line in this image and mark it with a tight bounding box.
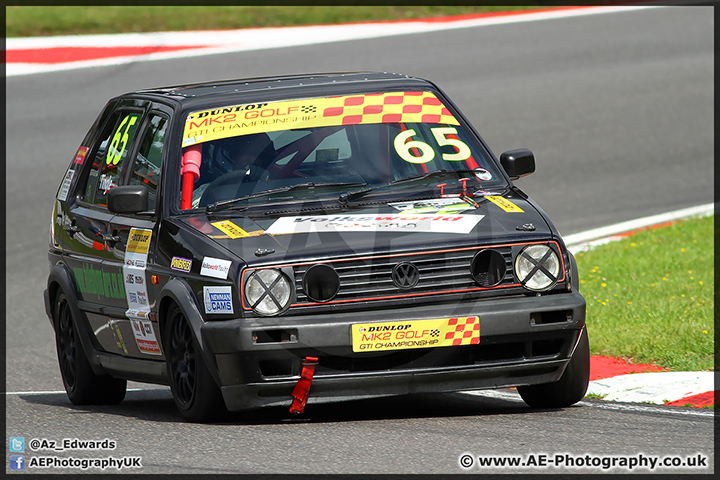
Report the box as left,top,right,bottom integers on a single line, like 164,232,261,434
5,388,167,396
461,390,714,417
6,6,658,77
564,202,714,254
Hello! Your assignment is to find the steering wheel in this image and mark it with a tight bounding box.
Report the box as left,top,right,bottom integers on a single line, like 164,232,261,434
198,169,250,207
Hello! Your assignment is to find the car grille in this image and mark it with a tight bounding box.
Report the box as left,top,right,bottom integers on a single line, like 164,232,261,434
291,245,517,306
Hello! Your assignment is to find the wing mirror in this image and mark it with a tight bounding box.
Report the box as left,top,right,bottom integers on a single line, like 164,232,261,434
107,185,150,215
500,149,535,180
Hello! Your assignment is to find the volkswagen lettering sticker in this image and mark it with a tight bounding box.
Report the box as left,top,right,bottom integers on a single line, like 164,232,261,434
201,257,232,279
203,286,234,314
265,214,484,235
123,228,153,324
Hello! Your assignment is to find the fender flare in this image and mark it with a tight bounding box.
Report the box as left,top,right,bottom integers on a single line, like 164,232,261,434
157,278,223,387
46,262,108,377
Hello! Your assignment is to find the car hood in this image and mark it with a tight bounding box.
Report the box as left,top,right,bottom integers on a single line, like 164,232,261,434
181,193,555,265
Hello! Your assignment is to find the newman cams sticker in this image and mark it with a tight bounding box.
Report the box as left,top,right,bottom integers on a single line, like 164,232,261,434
203,286,233,314
265,214,483,235
352,317,479,352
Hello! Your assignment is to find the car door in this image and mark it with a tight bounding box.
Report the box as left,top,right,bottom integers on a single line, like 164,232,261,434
106,108,170,359
61,99,150,357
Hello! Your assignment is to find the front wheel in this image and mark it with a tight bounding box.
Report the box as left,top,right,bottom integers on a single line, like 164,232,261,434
518,327,590,408
165,305,226,422
54,291,126,405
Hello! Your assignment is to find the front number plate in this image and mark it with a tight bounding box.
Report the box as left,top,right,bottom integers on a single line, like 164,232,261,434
351,317,479,353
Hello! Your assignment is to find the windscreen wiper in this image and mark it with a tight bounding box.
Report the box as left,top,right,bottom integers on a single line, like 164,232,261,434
339,169,483,204
206,182,367,213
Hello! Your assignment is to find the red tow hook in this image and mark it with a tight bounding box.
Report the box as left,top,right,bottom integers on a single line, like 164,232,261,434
290,356,319,415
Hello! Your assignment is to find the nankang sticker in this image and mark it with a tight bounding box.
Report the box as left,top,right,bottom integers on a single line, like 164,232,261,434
201,257,232,279
170,256,192,273
265,214,484,235
203,286,234,314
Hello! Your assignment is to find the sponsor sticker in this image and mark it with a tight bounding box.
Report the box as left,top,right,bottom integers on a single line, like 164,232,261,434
126,228,152,254
108,319,129,355
265,214,483,235
182,91,459,147
201,257,232,279
74,146,89,165
170,256,192,273
123,228,152,320
389,197,473,215
130,319,161,355
57,169,75,202
352,317,479,352
485,196,524,213
203,286,234,314
211,220,249,239
72,264,126,300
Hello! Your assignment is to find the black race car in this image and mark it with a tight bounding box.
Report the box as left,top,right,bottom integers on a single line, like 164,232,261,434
45,72,588,422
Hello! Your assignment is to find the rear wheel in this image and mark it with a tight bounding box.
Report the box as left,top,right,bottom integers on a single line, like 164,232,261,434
518,327,589,408
165,305,226,422
54,291,126,405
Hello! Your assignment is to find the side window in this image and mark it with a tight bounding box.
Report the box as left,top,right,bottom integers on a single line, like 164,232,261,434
128,114,168,210
81,111,142,206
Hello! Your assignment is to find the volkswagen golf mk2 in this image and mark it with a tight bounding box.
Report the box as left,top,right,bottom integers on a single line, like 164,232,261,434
45,72,588,422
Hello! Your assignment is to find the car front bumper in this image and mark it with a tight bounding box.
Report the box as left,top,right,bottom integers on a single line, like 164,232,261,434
201,291,586,411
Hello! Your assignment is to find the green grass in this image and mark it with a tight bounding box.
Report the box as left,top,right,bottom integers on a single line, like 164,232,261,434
6,5,546,37
575,214,715,372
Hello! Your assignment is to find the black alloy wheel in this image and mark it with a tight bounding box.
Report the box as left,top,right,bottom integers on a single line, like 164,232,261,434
54,291,126,405
165,305,226,422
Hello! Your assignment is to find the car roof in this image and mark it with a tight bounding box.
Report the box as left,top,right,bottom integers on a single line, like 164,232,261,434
124,72,441,109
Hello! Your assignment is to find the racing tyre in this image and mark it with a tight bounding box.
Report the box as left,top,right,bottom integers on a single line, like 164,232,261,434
165,305,227,422
518,327,589,408
54,292,127,405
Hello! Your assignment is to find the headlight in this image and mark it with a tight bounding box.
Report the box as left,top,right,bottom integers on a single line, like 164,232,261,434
515,244,560,291
244,269,292,315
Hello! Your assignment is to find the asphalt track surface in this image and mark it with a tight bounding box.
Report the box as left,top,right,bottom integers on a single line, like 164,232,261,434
5,7,714,475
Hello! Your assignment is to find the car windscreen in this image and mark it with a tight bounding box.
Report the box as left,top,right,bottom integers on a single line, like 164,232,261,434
178,91,508,210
